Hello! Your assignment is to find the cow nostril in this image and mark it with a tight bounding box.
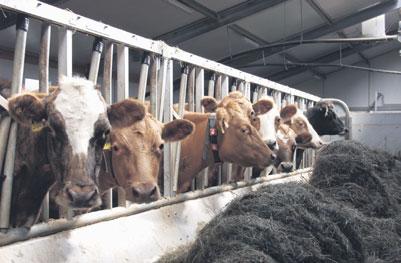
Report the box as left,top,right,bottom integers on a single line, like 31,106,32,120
266,140,277,150
271,153,277,161
150,186,157,197
132,188,140,198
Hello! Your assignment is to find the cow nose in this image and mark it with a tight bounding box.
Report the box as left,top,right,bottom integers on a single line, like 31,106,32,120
66,184,99,208
132,183,159,202
271,153,277,161
266,140,277,150
280,162,293,173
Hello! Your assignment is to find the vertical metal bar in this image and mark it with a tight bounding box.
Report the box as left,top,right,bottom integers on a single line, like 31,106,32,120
39,24,51,222
187,67,195,112
207,73,216,97
238,81,244,95
172,66,189,193
0,15,29,230
252,88,259,103
149,55,159,117
116,44,130,207
101,41,114,209
230,79,237,92
163,59,174,197
101,41,113,104
215,75,222,100
88,37,103,83
243,82,252,182
158,58,168,121
137,53,151,102
116,44,129,103
220,75,232,183
39,23,51,93
195,68,204,113
58,27,72,79
257,86,263,100
57,26,74,219
0,117,11,175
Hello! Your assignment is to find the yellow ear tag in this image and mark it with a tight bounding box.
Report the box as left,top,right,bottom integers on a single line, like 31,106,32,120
31,122,45,133
103,142,112,150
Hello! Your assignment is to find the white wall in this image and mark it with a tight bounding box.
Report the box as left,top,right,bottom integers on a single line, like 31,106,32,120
293,50,401,110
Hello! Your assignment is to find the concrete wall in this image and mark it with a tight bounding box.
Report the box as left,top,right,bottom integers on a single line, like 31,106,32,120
293,50,401,110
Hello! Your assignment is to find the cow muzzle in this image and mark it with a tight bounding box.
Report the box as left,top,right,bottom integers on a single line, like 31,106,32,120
131,182,160,203
64,183,101,209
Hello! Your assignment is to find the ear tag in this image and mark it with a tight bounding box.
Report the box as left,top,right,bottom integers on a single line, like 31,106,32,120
103,142,112,150
31,122,45,133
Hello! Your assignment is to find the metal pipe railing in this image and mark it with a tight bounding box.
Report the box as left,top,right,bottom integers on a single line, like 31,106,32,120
137,53,150,102
39,23,51,93
163,59,173,197
88,37,104,83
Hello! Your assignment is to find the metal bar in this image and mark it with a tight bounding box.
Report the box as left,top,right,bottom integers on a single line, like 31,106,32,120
230,79,237,92
207,73,215,97
0,15,29,231
101,41,113,104
101,41,114,209
221,75,229,98
0,117,11,181
173,66,189,193
0,168,312,247
116,44,129,102
149,55,159,117
195,68,204,113
163,59,174,197
187,67,195,112
238,81,244,95
158,58,168,121
88,37,103,83
137,53,151,101
215,75,222,100
243,82,252,181
39,23,51,93
58,28,72,79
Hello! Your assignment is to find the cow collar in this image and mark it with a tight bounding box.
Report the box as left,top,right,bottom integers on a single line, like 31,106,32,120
203,113,221,163
102,142,118,185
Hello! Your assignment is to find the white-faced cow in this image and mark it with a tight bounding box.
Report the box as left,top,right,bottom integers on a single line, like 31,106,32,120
3,76,144,228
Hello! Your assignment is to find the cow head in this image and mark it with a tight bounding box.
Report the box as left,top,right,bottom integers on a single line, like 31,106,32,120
280,104,324,149
8,77,109,210
306,101,347,135
275,124,297,173
214,99,275,168
107,100,194,203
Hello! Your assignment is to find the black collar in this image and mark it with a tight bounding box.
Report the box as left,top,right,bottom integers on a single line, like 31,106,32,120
203,113,221,163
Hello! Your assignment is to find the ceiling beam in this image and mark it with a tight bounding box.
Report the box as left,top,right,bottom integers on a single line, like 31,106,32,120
176,0,219,20
306,0,370,65
219,0,401,67
229,24,327,79
156,0,288,45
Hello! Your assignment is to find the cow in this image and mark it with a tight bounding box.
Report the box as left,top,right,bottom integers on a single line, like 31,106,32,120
274,123,297,173
177,93,276,193
305,101,347,136
2,76,144,228
98,101,194,203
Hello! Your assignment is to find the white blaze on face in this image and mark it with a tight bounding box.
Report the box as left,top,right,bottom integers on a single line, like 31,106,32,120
54,77,106,155
257,96,279,147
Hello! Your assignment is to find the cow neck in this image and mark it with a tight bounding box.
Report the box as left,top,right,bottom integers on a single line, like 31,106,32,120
203,113,221,164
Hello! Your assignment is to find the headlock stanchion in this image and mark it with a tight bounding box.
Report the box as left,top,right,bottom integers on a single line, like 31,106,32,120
0,14,29,231
0,0,323,243
88,37,104,84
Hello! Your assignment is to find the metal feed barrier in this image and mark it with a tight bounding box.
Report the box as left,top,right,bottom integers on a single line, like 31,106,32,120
0,0,335,258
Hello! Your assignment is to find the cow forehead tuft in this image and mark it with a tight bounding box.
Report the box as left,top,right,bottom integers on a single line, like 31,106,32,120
53,76,106,154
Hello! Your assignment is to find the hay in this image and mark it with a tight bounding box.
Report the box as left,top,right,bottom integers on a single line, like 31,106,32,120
310,140,401,218
160,141,401,263
161,183,401,263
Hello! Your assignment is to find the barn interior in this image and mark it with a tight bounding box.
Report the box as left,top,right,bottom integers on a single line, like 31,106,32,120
0,0,400,262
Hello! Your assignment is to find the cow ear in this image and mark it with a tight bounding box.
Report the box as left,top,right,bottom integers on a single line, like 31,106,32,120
162,119,194,142
108,99,145,128
280,105,297,122
201,96,218,113
8,93,47,126
253,99,273,115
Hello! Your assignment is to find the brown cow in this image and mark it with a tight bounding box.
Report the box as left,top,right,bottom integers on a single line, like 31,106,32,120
2,76,144,228
178,95,275,192
274,123,297,173
98,101,194,203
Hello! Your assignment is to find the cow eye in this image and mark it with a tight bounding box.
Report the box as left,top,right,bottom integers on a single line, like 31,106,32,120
112,145,119,152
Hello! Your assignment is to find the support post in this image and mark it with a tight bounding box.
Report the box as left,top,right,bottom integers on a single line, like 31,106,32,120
149,55,159,117
158,58,168,121
207,73,216,97
39,23,51,93
88,37,103,83
163,59,173,197
187,67,195,112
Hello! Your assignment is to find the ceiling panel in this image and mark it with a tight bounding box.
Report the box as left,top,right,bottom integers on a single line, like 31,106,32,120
236,0,324,43
60,0,204,38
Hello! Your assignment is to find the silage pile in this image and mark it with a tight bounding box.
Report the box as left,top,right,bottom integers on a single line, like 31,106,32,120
159,141,401,263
